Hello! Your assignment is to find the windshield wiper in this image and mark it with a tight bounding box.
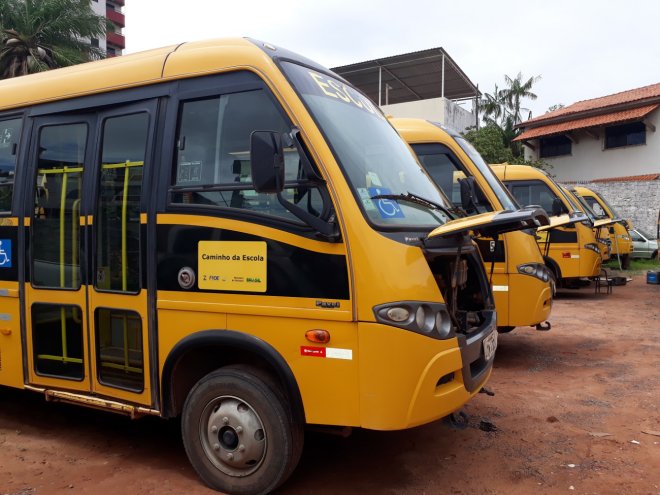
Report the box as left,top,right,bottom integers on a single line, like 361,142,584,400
370,192,455,220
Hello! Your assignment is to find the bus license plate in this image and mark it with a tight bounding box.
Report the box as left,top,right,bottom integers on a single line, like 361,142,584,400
483,330,498,361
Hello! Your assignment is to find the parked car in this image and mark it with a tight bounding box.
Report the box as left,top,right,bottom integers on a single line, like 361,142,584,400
630,229,658,259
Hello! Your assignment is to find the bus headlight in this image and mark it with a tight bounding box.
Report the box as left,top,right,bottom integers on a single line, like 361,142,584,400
386,307,410,322
584,243,601,254
517,263,551,283
374,302,454,340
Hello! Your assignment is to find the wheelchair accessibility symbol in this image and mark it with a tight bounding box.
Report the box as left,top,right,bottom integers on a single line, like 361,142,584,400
368,187,405,219
0,240,12,268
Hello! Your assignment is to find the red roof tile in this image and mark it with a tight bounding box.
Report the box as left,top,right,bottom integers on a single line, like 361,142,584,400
514,104,659,141
524,82,660,125
591,174,660,183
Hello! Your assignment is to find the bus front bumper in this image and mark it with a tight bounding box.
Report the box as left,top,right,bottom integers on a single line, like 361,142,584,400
507,274,552,327
357,311,496,430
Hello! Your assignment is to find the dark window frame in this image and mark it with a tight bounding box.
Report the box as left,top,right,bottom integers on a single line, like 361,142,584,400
165,73,333,232
0,115,24,215
411,142,494,214
539,134,572,158
30,120,90,291
604,121,646,149
505,179,562,214
94,111,151,295
95,306,145,393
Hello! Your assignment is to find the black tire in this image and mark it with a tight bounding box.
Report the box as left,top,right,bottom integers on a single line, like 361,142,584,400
497,326,515,333
548,270,557,298
181,367,302,495
653,250,658,261
543,257,560,295
619,254,631,269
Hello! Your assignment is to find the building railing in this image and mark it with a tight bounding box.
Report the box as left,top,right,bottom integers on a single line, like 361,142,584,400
106,8,125,27
106,31,125,50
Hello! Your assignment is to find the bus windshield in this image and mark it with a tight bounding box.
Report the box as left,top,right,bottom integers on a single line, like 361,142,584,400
281,62,451,229
451,133,519,212
572,192,601,221
579,194,609,219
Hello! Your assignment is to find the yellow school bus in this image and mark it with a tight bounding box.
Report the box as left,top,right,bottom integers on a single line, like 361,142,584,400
571,186,633,267
391,119,553,333
561,186,619,263
0,39,550,494
492,165,603,288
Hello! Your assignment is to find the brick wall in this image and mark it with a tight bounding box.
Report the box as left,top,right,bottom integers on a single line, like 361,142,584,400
562,179,660,236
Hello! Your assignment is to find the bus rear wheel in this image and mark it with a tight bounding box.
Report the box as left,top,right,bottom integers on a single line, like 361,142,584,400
182,367,300,495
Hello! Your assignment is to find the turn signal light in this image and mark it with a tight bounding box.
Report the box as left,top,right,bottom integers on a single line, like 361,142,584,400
305,329,330,344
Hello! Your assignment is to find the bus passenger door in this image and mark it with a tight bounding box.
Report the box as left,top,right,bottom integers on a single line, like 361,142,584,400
25,102,157,406
86,103,157,405
25,116,95,392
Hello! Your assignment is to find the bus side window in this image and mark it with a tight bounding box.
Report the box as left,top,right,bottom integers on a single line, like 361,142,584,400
0,117,22,213
510,182,557,213
170,89,326,223
416,150,492,214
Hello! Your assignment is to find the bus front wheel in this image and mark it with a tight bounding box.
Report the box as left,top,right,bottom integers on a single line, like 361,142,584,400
182,367,300,495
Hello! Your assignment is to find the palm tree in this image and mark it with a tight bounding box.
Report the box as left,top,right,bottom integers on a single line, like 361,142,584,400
500,72,542,125
0,0,107,79
478,84,508,127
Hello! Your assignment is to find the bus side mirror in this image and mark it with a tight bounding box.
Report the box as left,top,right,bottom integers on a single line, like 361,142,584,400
459,176,478,214
250,130,284,194
551,197,565,216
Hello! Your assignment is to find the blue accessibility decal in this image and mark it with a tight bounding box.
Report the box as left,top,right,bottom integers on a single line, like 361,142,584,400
368,187,405,219
0,239,11,268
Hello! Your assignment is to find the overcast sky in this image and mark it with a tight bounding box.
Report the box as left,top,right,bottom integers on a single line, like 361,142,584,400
124,0,659,119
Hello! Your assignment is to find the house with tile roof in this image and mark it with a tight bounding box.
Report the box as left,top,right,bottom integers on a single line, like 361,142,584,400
514,82,660,182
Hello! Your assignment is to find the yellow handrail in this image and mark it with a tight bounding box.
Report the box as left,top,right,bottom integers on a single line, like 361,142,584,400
36,165,84,365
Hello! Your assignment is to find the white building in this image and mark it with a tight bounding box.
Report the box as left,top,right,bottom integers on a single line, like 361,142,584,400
332,48,479,133
90,0,125,57
515,83,660,182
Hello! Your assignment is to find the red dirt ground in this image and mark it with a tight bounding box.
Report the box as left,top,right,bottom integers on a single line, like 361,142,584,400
1,278,659,495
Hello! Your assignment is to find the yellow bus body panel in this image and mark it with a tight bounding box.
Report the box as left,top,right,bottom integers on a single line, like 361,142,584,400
0,280,24,388
358,322,483,430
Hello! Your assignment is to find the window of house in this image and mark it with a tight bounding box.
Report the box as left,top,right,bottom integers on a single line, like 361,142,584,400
605,122,646,149
539,135,572,158
170,89,326,223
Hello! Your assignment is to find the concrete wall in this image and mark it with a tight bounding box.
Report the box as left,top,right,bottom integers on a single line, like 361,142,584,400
561,179,660,235
382,97,476,133
523,108,660,182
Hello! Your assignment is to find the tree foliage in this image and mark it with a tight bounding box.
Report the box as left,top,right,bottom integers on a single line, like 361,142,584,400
477,72,541,158
0,0,107,79
463,125,552,172
462,125,513,164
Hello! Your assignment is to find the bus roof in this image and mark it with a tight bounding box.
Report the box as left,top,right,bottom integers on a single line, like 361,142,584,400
0,38,291,112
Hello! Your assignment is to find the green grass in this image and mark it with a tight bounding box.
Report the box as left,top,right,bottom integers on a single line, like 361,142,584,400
605,257,660,273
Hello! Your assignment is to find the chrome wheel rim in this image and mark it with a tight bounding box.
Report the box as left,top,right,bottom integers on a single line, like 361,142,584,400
200,395,267,477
